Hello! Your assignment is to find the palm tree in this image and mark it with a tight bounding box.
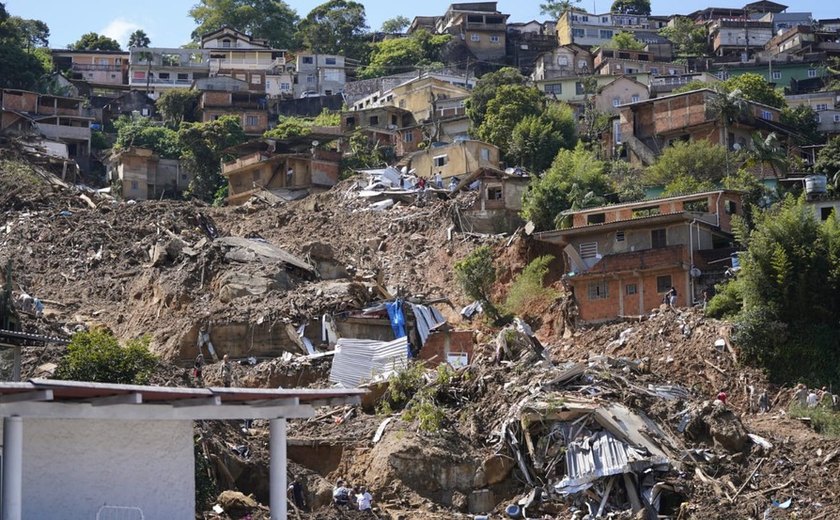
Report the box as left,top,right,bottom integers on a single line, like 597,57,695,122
128,30,150,49
744,132,788,179
706,87,748,153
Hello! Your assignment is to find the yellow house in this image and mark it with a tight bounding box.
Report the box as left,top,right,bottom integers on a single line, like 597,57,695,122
390,77,471,123
536,74,651,105
406,140,500,181
594,76,651,114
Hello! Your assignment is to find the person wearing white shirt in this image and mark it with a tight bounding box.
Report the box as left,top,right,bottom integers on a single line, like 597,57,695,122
356,486,373,512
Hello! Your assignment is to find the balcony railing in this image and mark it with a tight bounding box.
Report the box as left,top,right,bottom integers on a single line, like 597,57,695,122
129,78,193,86
72,63,122,72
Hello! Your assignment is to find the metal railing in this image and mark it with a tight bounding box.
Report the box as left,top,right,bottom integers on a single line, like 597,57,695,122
96,506,144,520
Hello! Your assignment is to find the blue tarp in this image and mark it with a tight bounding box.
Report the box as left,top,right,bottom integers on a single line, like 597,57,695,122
385,300,410,357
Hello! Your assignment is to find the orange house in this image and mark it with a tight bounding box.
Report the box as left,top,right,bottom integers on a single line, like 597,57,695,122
535,190,743,322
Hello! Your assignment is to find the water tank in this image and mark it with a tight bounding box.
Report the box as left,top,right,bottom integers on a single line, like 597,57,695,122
806,175,827,195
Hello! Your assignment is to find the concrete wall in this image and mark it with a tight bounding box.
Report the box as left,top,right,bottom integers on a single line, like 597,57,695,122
20,418,194,520
572,266,689,321
409,141,500,180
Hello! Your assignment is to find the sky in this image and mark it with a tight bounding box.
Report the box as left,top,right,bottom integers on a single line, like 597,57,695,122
4,0,836,49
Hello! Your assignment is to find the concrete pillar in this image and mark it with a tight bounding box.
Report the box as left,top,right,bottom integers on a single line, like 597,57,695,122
3,416,23,520
11,347,20,382
269,418,287,520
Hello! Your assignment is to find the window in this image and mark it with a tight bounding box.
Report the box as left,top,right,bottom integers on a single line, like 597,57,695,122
545,84,562,95
588,280,608,300
325,57,336,65
834,114,840,123
480,148,491,161
433,155,447,167
280,82,290,91
576,82,585,95
632,206,660,218
306,75,314,83
222,39,231,48
471,33,480,41
616,231,625,242
490,35,500,43
815,103,828,111
158,72,170,80
599,29,613,39
403,132,413,143
587,213,606,224
579,242,598,259
651,228,667,249
602,16,609,22
557,55,569,66
345,116,355,127
581,15,589,22
578,59,588,69
771,71,781,80
656,275,672,293
761,110,773,120
251,74,262,84
631,94,640,103
612,97,621,107
487,186,503,200
821,207,834,221
725,200,737,215
650,67,658,75
625,283,637,295
302,56,314,64
236,73,246,81
130,180,138,190
572,28,585,38
177,73,188,81
808,68,817,78
684,199,709,212
246,115,259,127
369,116,379,125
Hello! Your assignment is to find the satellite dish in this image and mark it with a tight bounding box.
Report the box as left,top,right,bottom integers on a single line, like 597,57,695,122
732,143,741,151
311,140,319,147
690,267,702,278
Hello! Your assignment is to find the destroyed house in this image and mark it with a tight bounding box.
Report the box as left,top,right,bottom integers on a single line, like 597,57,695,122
536,190,743,322
107,147,188,201
0,89,93,171
222,134,342,205
341,106,422,157
406,140,500,181
456,167,529,234
610,89,787,167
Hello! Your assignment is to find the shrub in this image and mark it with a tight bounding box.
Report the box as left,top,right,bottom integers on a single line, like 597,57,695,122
705,279,742,319
504,255,559,316
54,329,158,384
454,246,499,319
789,405,840,438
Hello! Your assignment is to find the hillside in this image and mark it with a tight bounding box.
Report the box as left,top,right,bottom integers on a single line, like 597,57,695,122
2,155,839,520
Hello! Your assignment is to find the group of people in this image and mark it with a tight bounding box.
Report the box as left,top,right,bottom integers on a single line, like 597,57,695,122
333,479,374,513
793,383,838,409
192,352,233,387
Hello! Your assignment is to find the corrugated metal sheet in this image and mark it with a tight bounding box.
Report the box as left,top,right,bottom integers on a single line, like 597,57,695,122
410,303,445,346
329,337,409,388
555,431,655,495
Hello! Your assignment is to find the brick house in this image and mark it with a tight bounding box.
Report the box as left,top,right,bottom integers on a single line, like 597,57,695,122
199,90,268,135
535,190,743,322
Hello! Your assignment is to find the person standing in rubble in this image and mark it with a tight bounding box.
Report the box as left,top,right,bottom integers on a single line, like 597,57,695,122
333,479,350,508
356,485,374,514
193,353,205,387
288,479,306,511
665,286,678,309
434,171,443,189
221,354,233,388
792,383,808,407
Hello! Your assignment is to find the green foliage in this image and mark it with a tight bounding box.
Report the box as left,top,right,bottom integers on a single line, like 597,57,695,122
213,184,229,207
607,160,645,202
605,31,645,50
522,143,608,231
672,80,714,94
69,32,121,51
661,174,716,196
731,195,840,384
114,116,181,159
54,330,158,384
380,15,410,33
540,0,581,19
402,398,446,432
297,0,367,58
781,105,822,146
90,130,109,150
6,15,50,49
0,6,49,90
611,0,651,15
659,16,707,57
264,116,312,139
377,362,450,433
179,116,247,202
377,362,426,414
815,137,840,190
789,405,840,438
194,437,217,509
504,255,559,316
705,279,743,318
128,29,150,48
508,102,577,173
465,67,527,130
722,168,770,228
189,0,300,49
723,73,786,108
156,89,201,127
339,130,392,177
359,30,450,79
645,140,731,186
476,84,545,157
455,246,497,307
312,108,340,126
744,132,788,178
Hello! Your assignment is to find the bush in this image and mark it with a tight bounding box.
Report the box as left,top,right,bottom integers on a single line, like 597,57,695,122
454,246,499,319
54,329,158,384
504,255,559,316
705,279,742,319
789,405,840,438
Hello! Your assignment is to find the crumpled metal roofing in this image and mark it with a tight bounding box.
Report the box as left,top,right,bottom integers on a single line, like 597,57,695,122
329,337,408,388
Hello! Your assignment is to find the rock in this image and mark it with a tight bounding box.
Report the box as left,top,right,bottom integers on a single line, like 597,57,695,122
301,241,336,260
217,490,258,516
451,491,468,512
480,454,514,486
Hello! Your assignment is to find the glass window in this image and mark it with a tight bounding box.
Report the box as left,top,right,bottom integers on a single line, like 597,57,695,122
471,33,480,41
651,228,667,249
557,56,569,66
490,35,500,43
656,275,672,293
771,71,781,80
545,84,562,95
369,116,379,125
325,57,336,65
246,115,259,127
631,94,640,103
480,148,491,160
625,283,637,295
612,97,621,107
403,132,413,143
433,155,447,167
808,68,817,78
302,56,314,64
599,30,613,39
588,280,608,300
572,28,585,38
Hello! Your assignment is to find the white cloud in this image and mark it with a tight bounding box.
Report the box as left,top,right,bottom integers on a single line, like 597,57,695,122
100,18,141,47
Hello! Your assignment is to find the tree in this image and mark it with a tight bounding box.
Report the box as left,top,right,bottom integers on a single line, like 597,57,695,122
661,174,716,196
381,15,410,33
723,73,785,108
454,246,499,320
297,0,368,57
179,116,247,202
54,330,159,385
7,16,49,49
610,0,651,15
189,0,299,49
539,0,581,19
706,86,749,155
508,102,577,173
644,140,730,186
476,84,545,157
522,143,609,231
358,30,450,79
156,89,201,127
780,105,821,146
744,132,787,179
113,116,181,159
339,130,393,176
605,31,645,50
69,32,121,51
263,115,312,139
128,29,150,48
0,5,49,89
465,67,527,131
659,16,708,57
672,80,715,94
815,136,840,190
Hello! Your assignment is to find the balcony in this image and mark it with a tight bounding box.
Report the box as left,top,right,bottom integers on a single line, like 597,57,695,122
129,78,193,87
222,152,268,175
72,63,122,72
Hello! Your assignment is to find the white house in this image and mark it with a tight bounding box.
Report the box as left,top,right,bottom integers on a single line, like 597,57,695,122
0,379,363,520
